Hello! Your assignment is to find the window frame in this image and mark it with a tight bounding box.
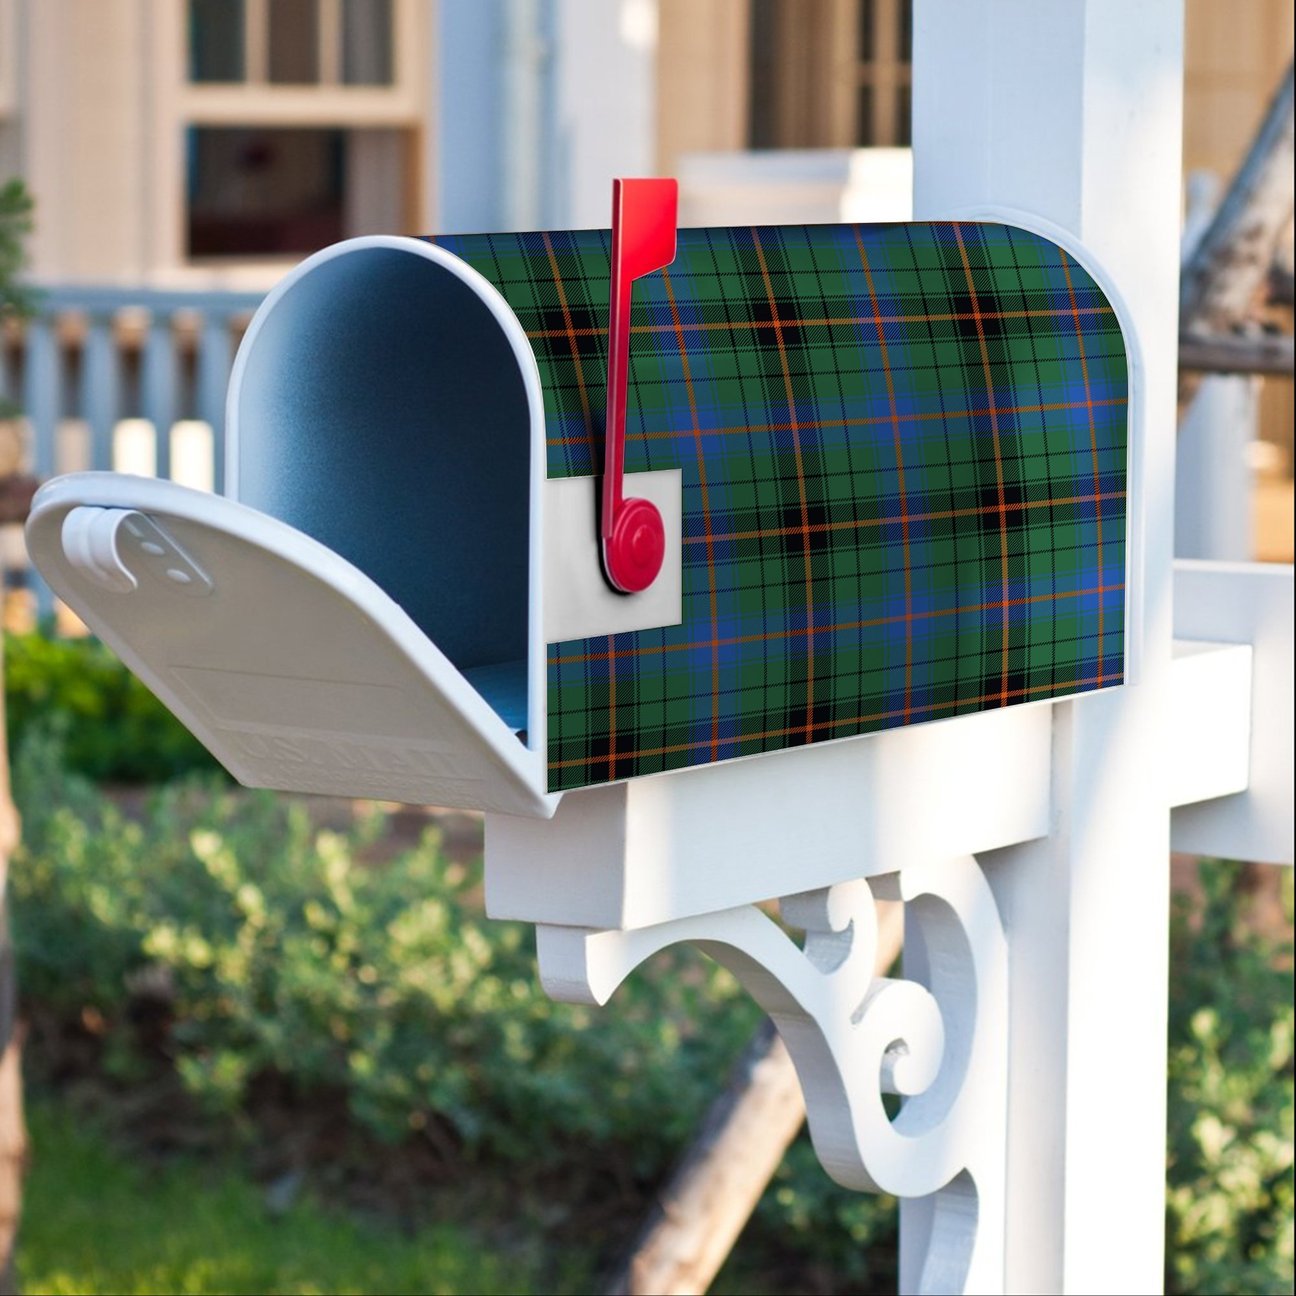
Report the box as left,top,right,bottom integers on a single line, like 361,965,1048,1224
182,0,421,123
748,0,913,150
152,0,426,278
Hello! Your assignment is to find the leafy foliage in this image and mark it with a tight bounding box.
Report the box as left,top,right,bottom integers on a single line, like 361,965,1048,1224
0,177,34,316
11,726,758,1171
1166,861,1294,1295
4,631,221,783
0,177,35,419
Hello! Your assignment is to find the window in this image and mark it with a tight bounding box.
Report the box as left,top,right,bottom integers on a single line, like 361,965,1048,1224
187,127,344,256
342,0,394,85
190,0,246,82
749,0,913,149
167,0,423,266
186,125,412,259
269,0,320,85
856,0,911,146
187,0,395,87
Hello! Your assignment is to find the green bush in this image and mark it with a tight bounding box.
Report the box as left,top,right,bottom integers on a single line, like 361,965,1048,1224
4,630,221,783
11,723,898,1289
11,726,759,1170
1166,861,1294,1295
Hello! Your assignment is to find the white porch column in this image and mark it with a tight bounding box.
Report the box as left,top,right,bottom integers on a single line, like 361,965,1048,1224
549,0,658,227
911,4,1184,1293
1175,376,1259,561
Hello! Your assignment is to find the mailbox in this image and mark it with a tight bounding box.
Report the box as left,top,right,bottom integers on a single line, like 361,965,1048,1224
26,188,1130,818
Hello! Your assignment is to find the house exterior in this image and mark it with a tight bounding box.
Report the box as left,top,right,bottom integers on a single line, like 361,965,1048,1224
0,0,1289,565
2,0,1288,279
0,0,431,289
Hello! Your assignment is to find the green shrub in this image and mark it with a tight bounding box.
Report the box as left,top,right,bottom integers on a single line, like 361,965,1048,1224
11,725,759,1171
11,724,898,1288
4,630,220,783
1166,861,1294,1295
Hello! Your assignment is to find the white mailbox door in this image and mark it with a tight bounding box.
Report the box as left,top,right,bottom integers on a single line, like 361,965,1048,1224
26,473,556,819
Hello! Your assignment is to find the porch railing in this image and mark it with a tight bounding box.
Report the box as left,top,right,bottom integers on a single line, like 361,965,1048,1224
1,284,265,618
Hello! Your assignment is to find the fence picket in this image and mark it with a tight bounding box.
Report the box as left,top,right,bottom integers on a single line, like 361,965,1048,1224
6,286,262,620
197,314,234,496
142,315,177,481
81,317,119,473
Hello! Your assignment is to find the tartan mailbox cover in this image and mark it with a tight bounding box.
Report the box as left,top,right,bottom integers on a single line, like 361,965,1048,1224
26,215,1129,815
435,219,1129,793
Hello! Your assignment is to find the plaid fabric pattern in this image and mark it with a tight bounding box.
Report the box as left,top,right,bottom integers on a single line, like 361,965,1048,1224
431,223,1129,794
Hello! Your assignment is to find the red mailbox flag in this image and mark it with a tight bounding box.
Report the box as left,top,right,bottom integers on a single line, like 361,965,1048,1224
601,177,678,593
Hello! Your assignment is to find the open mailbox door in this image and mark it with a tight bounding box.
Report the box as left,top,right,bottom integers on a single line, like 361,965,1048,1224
27,473,556,818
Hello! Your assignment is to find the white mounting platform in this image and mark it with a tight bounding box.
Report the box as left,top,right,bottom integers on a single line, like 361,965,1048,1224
486,702,1053,929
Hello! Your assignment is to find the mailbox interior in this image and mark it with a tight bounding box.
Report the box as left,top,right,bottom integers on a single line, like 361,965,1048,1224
229,239,540,738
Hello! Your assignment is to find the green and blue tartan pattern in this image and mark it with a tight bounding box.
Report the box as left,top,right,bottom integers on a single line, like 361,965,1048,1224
432,222,1129,793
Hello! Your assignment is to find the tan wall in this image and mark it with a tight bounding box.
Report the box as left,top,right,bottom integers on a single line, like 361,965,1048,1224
1184,0,1294,177
21,0,153,282
3,0,429,288
656,0,750,176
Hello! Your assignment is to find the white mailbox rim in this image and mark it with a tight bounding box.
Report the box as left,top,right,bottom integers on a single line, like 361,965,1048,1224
225,234,553,764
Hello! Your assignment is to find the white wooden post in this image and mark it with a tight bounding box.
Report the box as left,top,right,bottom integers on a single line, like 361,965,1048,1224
1175,377,1258,561
912,3,1183,1290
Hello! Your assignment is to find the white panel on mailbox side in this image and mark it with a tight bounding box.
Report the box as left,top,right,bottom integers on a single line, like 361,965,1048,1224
26,473,556,819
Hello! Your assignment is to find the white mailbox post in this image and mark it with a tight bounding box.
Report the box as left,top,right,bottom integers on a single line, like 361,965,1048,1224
22,3,1295,1294
913,5,1290,1291
501,5,1294,1293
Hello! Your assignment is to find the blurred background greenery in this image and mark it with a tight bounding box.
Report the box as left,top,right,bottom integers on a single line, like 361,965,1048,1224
3,627,1292,1294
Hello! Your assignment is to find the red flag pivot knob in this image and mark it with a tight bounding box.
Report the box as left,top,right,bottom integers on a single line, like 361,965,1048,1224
604,495,666,594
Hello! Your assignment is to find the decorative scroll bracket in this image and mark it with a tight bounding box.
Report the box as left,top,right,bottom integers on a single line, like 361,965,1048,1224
535,855,1008,1296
